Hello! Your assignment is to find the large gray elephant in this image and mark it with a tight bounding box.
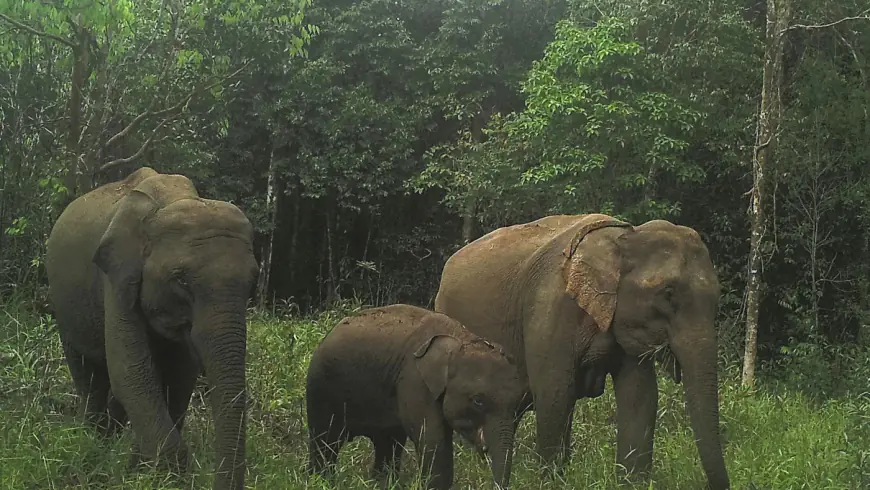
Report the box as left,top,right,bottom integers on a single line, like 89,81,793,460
45,167,258,490
434,214,730,489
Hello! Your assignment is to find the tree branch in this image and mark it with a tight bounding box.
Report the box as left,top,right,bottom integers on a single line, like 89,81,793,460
103,60,250,149
833,26,867,84
782,10,870,34
98,114,180,173
104,107,154,149
0,13,76,48
153,61,251,117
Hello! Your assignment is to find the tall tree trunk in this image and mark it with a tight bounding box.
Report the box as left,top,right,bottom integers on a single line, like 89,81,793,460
287,191,300,288
743,0,791,388
325,208,337,305
461,200,476,244
256,144,279,310
809,193,819,333
461,108,492,244
64,24,92,198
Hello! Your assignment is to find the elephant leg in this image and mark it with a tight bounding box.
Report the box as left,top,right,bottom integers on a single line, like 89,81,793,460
62,342,113,434
370,427,406,487
525,344,577,473
612,355,658,482
523,295,586,475
307,414,348,478
126,337,197,473
156,340,199,434
532,392,575,476
407,415,453,490
106,390,128,435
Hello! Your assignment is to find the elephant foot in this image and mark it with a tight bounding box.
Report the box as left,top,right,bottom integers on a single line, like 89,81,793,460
95,416,127,439
81,402,127,439
128,441,190,476
615,464,652,487
370,468,400,489
83,412,110,432
535,457,567,481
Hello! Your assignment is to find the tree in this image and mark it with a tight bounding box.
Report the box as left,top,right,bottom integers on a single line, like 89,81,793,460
419,0,568,242
0,0,313,296
0,0,312,199
742,0,870,387
743,0,792,388
420,16,706,229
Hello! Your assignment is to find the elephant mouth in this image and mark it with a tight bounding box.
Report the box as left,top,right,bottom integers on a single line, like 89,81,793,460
457,426,488,457
652,344,682,383
183,330,205,371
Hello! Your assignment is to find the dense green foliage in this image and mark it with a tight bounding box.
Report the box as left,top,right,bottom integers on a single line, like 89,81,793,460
5,0,870,364
2,0,870,486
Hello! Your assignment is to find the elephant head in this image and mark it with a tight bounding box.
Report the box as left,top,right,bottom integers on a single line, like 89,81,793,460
563,217,728,489
93,174,258,490
414,334,525,489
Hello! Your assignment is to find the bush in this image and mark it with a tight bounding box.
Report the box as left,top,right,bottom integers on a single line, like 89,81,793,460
769,338,870,400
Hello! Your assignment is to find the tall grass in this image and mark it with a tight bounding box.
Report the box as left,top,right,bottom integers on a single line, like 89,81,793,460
1,298,868,489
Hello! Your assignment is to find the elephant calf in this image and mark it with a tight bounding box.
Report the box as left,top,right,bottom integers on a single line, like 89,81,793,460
306,304,526,489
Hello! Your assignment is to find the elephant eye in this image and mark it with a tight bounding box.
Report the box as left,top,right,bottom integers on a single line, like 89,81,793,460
172,271,189,289
471,395,485,409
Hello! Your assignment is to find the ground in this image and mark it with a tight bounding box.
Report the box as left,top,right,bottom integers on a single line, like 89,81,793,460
1,300,868,489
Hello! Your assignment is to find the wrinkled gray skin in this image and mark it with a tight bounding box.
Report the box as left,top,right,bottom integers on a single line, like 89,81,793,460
306,304,526,489
45,167,258,490
435,214,730,490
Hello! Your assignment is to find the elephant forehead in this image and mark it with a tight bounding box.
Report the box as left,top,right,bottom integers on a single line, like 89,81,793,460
631,254,717,292
457,350,519,381
154,199,251,234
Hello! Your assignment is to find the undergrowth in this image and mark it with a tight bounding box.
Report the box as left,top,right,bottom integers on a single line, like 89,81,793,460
1,299,868,489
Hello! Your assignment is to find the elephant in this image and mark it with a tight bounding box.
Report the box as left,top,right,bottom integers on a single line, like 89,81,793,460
434,214,730,489
305,304,527,489
45,167,258,490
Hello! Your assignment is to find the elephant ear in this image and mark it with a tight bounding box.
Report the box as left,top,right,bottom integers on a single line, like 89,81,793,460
562,217,633,332
93,190,158,310
413,334,461,398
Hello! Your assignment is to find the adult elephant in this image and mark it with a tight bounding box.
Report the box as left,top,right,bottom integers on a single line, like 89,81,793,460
434,214,729,489
46,167,258,490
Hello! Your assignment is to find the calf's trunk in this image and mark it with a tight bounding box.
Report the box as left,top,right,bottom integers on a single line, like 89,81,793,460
484,417,516,489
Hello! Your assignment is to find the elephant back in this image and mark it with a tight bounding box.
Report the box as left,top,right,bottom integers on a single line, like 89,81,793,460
436,214,604,355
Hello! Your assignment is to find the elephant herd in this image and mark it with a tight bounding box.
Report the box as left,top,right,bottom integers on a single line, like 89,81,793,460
45,168,730,490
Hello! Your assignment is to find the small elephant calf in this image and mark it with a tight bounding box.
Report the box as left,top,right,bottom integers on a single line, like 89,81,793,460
305,304,526,489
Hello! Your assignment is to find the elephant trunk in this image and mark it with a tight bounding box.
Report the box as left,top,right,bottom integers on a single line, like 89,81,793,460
191,298,248,490
484,417,516,489
670,332,730,490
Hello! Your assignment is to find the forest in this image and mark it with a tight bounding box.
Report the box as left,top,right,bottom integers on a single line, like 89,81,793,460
1,0,869,488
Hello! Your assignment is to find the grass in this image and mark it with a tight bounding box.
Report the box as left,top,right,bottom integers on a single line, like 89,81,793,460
1,300,868,489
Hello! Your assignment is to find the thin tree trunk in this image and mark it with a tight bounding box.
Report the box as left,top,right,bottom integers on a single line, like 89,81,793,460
325,209,336,305
461,108,492,244
64,26,92,197
256,145,279,310
743,0,791,388
288,191,300,288
810,188,819,333
644,162,658,204
462,200,476,244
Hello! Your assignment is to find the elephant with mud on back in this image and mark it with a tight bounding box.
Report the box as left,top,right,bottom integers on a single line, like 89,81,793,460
435,214,730,489
46,167,259,490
